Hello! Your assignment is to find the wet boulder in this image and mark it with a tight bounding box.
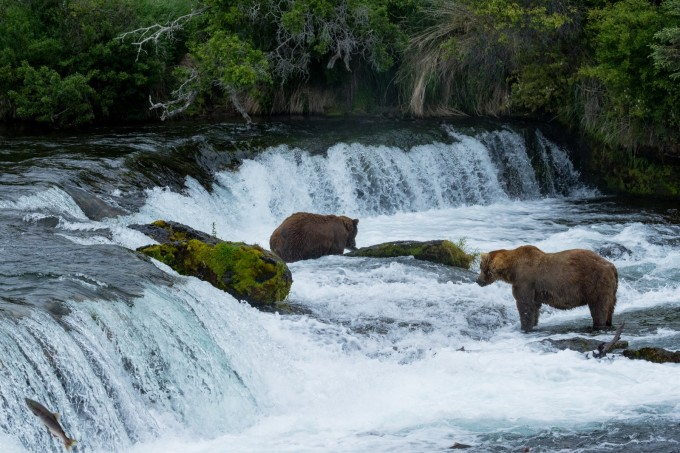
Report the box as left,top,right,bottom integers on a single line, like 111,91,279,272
131,220,292,311
623,347,680,364
346,240,476,269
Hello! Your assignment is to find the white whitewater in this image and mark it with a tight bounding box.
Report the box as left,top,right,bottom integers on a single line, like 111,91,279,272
1,125,679,452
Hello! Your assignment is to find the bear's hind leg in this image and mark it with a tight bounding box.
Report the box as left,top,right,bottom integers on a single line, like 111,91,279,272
588,302,609,330
606,297,615,327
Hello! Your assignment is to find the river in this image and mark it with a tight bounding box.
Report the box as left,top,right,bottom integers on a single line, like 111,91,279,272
1,119,679,452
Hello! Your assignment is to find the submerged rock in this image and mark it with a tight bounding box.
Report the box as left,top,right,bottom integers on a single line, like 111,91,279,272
64,185,127,220
131,220,292,310
622,347,680,364
596,242,633,260
346,240,476,269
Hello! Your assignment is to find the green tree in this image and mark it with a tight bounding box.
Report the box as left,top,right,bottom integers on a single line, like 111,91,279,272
131,0,411,119
579,0,679,150
9,62,96,127
192,30,271,120
651,0,680,80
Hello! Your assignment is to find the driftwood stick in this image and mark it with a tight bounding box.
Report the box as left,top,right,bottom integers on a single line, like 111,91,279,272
593,322,625,358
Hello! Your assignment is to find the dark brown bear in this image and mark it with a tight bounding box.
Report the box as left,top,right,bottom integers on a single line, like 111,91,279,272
476,245,618,332
269,212,359,263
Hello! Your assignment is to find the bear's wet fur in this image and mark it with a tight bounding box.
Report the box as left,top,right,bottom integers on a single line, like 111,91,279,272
269,212,359,263
476,245,618,332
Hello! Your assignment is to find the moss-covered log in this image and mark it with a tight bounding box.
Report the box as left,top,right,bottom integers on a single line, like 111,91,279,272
622,347,680,364
346,240,476,269
131,220,292,311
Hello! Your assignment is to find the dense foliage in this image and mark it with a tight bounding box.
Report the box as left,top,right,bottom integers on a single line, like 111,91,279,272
0,0,200,126
1,0,679,161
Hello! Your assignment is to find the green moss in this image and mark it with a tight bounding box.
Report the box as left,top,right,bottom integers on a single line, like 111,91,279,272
138,236,292,309
206,241,291,303
348,240,476,269
603,159,680,197
140,243,176,264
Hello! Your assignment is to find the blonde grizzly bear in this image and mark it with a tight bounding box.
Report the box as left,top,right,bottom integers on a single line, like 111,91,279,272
476,245,618,332
269,212,359,263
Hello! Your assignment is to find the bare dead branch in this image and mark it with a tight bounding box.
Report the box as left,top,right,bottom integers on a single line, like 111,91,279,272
593,322,625,358
148,68,199,121
117,7,209,61
257,0,378,83
228,90,252,125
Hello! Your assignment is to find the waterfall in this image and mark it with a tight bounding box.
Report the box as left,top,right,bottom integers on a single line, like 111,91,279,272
206,127,585,219
0,281,268,453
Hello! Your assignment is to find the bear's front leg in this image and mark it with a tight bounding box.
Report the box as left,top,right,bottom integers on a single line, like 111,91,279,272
513,284,538,332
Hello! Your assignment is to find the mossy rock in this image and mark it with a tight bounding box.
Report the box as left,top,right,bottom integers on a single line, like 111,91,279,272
622,347,680,364
131,221,292,311
346,240,476,269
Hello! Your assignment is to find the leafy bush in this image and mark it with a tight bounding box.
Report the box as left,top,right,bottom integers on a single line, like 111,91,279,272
9,63,96,127
209,0,405,83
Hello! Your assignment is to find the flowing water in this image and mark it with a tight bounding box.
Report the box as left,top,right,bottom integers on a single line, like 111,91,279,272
1,119,679,453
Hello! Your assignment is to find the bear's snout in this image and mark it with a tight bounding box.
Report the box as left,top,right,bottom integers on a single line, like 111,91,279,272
476,276,491,287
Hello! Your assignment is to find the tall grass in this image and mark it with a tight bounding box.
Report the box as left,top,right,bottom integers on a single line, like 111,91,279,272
397,1,512,117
